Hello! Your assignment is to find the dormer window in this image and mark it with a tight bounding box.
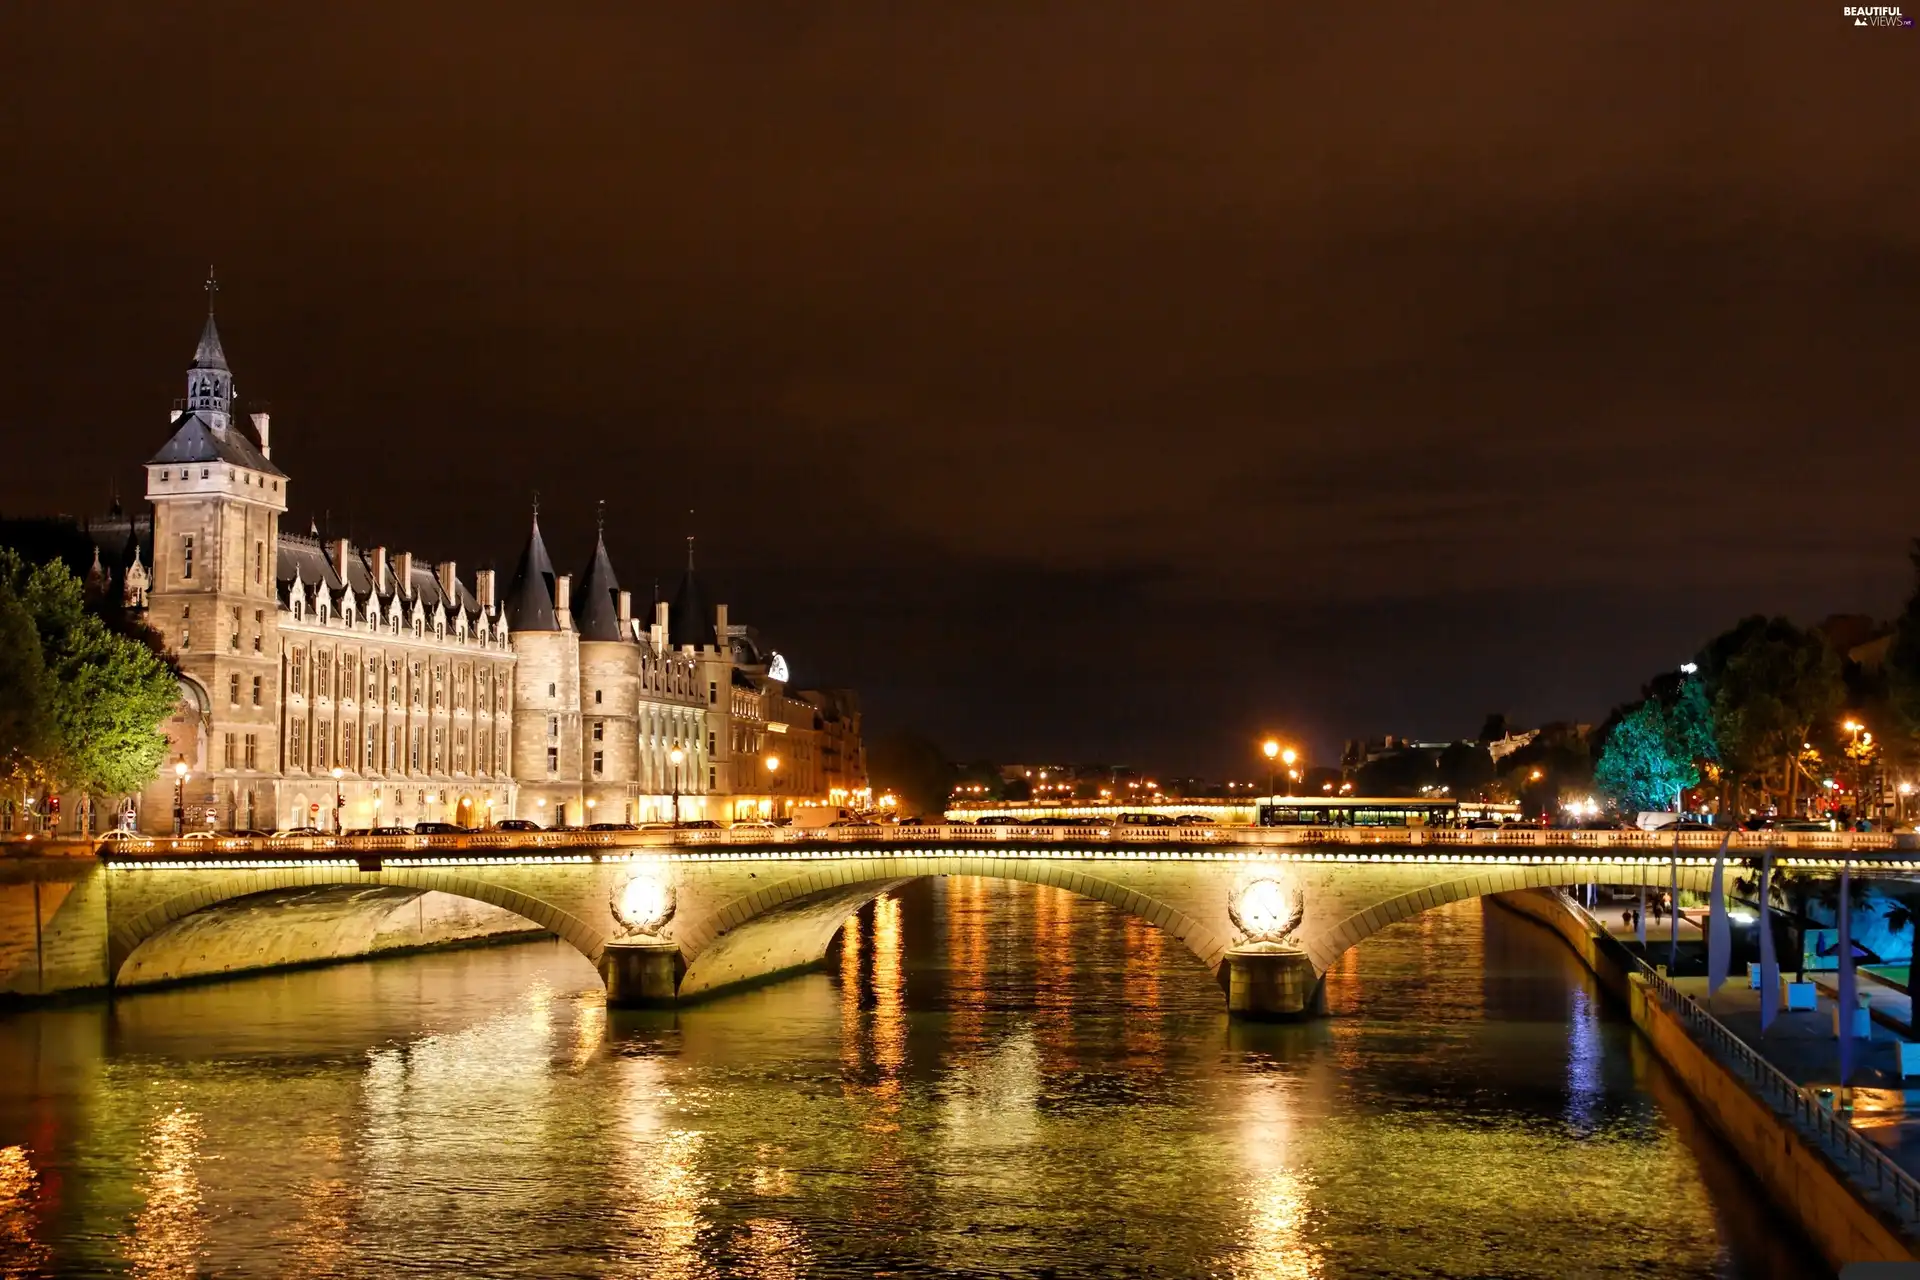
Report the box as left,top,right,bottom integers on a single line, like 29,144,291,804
160,470,169,481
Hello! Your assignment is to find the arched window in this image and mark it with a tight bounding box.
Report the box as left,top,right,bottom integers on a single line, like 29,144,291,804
389,614,399,635
292,597,303,621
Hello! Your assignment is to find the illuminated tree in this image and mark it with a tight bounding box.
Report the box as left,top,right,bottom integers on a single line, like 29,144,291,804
1594,699,1701,813
0,550,179,798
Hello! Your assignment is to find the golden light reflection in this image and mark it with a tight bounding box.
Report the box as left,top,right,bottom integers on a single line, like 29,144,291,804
839,909,863,1076
0,1145,50,1276
1032,885,1076,1068
1229,1079,1322,1280
750,1142,795,1198
1234,1167,1322,1280
571,992,607,1070
125,1106,205,1279
282,1132,353,1278
872,893,905,1077
738,1216,811,1280
1122,916,1164,1062
607,1055,713,1280
947,877,989,1046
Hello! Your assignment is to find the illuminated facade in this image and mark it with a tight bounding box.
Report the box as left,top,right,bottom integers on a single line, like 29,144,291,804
64,299,866,833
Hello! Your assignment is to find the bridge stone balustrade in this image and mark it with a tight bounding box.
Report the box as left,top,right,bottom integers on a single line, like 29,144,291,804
5,834,1906,1017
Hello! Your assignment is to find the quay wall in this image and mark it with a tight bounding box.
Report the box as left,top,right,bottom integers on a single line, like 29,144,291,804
1493,889,1917,1270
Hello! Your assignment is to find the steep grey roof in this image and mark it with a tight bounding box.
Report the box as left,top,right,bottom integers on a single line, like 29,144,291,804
575,532,626,642
504,516,558,632
193,311,229,371
275,534,481,615
148,411,287,477
668,567,715,648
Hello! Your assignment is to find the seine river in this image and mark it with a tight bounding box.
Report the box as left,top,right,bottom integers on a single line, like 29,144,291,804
0,880,1824,1278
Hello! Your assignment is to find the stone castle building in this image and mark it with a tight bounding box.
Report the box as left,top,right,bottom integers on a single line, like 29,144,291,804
20,299,865,835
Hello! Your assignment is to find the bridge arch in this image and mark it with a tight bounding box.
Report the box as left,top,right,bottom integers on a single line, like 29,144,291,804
673,855,1225,999
106,865,609,985
1303,861,1720,975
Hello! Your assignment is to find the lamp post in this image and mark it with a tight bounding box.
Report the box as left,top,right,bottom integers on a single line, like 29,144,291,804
331,766,344,834
1261,739,1280,798
172,760,188,836
1281,747,1298,797
669,746,685,825
766,754,781,819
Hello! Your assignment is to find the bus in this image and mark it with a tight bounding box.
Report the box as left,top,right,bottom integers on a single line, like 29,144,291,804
1256,797,1522,828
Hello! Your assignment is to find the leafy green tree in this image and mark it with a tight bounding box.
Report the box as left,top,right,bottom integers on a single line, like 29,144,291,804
0,549,179,799
1698,616,1842,812
1593,700,1700,812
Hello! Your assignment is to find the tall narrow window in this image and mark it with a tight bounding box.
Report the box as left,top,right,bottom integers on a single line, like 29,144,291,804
547,747,559,773
592,720,604,742
251,675,262,706
229,673,241,704
290,650,304,696
548,716,558,740
181,534,194,580
289,720,303,764
592,750,604,775
223,733,236,769
709,681,718,705
230,607,241,650
243,733,257,770
594,689,603,705
548,682,556,698
255,540,265,584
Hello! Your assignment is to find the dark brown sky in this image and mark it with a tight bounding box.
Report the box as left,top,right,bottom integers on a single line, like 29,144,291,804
1,4,1915,773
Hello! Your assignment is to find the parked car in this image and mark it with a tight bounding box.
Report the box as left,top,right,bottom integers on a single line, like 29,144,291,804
273,826,323,838
586,822,638,831
731,819,776,829
1175,814,1217,825
223,828,274,838
412,821,469,835
676,820,721,830
362,825,410,836
94,828,142,845
492,819,542,832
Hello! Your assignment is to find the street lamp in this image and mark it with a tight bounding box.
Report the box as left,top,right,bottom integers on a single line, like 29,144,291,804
172,760,188,836
766,754,781,818
1261,739,1280,797
669,746,685,825
1281,747,1298,797
331,766,344,834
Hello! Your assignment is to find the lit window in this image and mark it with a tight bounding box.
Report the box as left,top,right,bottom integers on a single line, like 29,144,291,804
181,534,195,580
547,747,559,773
592,750,604,775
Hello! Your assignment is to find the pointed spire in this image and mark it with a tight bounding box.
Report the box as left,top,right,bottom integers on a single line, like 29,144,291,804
194,269,229,372
575,516,626,643
503,502,558,631
668,540,715,649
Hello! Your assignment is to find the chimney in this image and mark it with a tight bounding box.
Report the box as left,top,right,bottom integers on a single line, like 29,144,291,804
715,603,729,649
330,537,351,583
436,560,457,601
475,568,496,611
250,412,272,459
370,546,389,594
395,551,414,597
617,589,632,630
654,600,669,632
555,573,572,630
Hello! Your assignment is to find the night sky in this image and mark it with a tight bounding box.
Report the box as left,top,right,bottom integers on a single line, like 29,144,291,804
1,5,1914,775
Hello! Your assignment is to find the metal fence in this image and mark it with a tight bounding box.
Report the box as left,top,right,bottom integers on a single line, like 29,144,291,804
1556,892,1920,1226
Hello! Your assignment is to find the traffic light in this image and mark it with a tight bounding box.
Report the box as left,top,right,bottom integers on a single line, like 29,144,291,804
48,796,59,816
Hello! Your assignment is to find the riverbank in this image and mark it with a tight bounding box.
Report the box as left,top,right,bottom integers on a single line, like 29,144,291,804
1493,888,1920,1271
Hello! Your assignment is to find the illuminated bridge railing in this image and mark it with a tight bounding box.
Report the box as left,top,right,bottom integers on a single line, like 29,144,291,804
79,823,1916,864
1557,892,1920,1226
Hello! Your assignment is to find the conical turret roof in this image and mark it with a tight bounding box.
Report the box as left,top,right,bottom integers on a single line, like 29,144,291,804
575,530,626,642
504,512,558,631
193,310,229,371
668,562,715,648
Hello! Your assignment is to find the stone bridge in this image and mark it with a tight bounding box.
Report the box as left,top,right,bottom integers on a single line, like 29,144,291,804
7,827,1896,1017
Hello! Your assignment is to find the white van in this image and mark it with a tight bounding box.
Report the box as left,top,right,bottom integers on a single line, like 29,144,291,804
791,806,858,831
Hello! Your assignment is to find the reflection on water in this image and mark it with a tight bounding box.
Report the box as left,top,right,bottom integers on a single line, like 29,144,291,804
0,880,1826,1278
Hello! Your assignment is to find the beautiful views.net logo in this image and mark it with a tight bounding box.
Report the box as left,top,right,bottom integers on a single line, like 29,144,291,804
1842,5,1915,25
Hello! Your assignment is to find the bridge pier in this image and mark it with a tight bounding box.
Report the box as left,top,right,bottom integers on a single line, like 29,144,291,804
1225,947,1322,1021
599,939,683,1008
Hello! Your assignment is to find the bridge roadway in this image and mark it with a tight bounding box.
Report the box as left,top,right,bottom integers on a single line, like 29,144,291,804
8,825,1913,1018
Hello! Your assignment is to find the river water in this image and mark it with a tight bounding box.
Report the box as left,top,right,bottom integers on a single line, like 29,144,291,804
0,879,1824,1278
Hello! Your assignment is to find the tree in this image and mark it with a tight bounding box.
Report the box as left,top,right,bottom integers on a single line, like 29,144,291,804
1886,539,1920,740
1593,700,1700,813
867,730,955,819
1700,617,1842,813
0,550,179,799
